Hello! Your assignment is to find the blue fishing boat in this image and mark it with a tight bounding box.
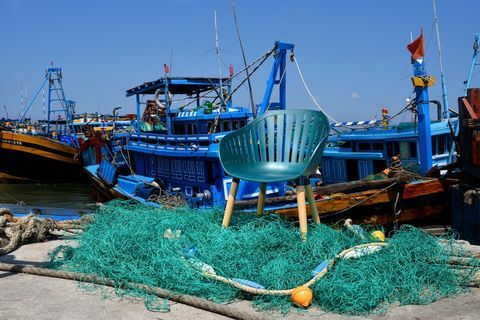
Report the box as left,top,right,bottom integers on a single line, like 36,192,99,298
84,42,295,205
320,28,457,185
321,113,456,184
84,37,455,224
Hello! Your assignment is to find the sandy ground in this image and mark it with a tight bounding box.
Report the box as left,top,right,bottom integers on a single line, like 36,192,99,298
1,239,480,320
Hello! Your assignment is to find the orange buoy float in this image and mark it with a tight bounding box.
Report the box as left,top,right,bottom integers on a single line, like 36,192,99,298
291,286,313,308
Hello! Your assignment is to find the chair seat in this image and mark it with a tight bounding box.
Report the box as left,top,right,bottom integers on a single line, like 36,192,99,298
224,162,306,183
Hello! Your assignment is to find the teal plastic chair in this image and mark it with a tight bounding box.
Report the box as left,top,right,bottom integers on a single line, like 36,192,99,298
219,109,330,236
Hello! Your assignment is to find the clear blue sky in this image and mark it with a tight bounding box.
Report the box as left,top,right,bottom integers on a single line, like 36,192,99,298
1,0,479,122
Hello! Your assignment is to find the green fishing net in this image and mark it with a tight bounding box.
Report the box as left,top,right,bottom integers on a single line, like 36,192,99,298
48,200,479,315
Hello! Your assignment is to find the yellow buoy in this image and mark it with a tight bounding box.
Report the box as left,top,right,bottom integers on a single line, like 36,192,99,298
291,286,313,308
371,230,385,242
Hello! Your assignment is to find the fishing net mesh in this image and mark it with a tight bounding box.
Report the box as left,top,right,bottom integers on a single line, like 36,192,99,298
49,200,479,315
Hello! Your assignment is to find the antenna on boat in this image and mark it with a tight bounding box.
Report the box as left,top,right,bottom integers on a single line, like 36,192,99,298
465,33,480,92
232,0,255,116
19,85,24,119
42,88,46,118
169,48,174,77
432,0,450,120
214,10,225,108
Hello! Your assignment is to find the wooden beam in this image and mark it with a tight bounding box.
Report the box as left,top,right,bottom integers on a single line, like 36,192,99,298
235,177,406,208
271,179,451,221
222,179,239,227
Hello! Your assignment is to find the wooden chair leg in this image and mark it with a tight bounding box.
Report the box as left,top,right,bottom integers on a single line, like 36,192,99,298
305,184,320,224
223,178,239,227
257,183,267,216
296,185,308,237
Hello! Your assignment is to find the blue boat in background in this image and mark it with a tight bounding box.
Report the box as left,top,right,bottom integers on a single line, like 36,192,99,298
321,113,456,184
82,38,458,213
84,42,295,207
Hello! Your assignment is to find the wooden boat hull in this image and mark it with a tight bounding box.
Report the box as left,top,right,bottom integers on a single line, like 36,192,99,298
0,130,83,182
272,179,452,227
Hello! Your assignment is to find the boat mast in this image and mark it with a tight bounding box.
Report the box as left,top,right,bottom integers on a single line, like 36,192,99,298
408,32,433,175
465,33,480,93
232,0,255,116
46,66,76,138
432,0,449,120
214,10,225,109
257,42,294,115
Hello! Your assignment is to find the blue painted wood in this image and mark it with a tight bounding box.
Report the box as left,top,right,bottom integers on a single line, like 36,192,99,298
412,57,433,175
98,159,117,186
358,160,374,179
258,42,295,115
451,185,480,245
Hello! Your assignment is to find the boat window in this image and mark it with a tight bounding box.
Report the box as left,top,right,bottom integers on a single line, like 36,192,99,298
240,120,246,128
232,121,239,130
192,124,198,134
346,159,359,181
373,160,386,173
339,141,352,149
438,135,446,154
223,121,230,132
386,142,399,157
175,124,185,135
399,141,410,159
372,143,383,151
206,121,212,133
358,143,371,151
187,124,193,134
409,142,417,158
199,141,209,146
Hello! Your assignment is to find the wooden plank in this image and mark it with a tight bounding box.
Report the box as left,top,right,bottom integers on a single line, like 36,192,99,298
274,188,393,218
235,177,405,208
271,178,451,222
402,179,447,199
358,202,446,226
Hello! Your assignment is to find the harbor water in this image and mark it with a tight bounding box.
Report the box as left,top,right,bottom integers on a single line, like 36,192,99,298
0,182,94,219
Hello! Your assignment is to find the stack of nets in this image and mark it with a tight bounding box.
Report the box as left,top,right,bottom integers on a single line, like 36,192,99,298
49,200,480,315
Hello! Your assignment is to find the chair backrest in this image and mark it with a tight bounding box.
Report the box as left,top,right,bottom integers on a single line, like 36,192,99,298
219,109,330,177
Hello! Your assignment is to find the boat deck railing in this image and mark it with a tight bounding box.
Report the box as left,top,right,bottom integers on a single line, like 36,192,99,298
128,132,227,154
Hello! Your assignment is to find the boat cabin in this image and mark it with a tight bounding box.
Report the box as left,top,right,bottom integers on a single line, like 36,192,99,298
124,76,254,205
321,120,454,184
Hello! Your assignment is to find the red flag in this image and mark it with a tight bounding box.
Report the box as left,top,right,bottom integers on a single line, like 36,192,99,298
407,30,424,60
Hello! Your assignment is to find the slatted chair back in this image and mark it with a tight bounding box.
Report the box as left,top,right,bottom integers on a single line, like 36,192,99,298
219,109,330,182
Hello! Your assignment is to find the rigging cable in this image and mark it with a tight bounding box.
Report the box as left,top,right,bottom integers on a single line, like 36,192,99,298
177,48,274,111
232,0,255,116
293,56,347,126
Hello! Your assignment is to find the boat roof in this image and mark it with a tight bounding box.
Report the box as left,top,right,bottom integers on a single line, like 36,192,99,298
328,119,454,142
126,76,229,97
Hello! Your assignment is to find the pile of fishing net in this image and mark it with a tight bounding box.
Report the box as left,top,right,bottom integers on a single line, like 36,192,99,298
49,200,480,315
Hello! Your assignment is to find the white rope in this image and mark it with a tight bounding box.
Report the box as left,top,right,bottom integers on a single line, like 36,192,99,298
293,56,340,123
264,62,288,112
